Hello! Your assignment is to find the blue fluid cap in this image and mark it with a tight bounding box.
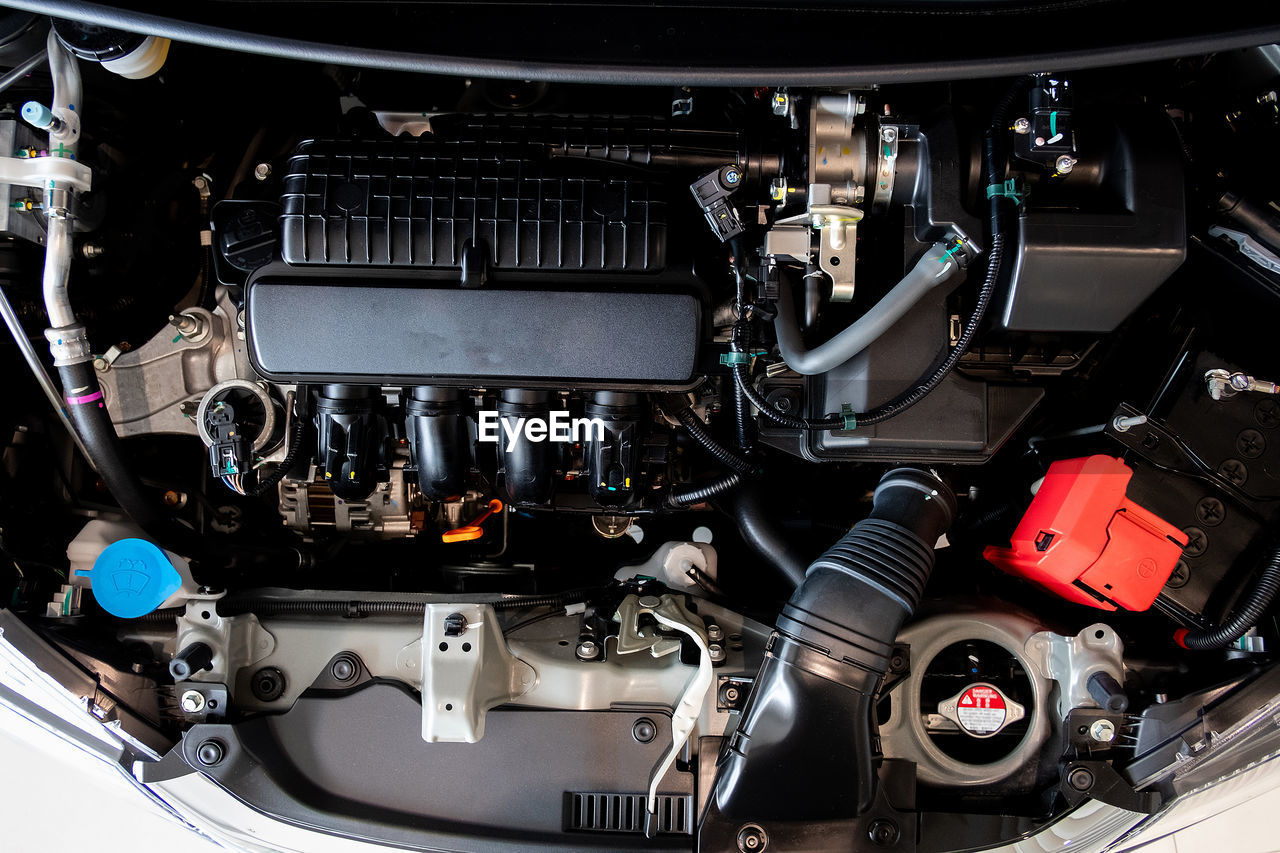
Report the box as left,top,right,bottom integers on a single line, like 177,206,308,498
77,538,181,618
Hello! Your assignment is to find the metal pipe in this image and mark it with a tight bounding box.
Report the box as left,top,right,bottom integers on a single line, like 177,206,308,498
0,50,48,96
0,283,96,468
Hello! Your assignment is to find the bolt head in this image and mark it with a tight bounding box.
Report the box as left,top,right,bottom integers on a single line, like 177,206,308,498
725,686,740,702
331,657,356,682
1013,117,1031,134
253,162,272,181
882,127,897,142
1056,155,1077,174
180,690,206,714
575,640,600,660
707,624,725,642
708,643,726,663
771,93,789,115
1089,719,1116,742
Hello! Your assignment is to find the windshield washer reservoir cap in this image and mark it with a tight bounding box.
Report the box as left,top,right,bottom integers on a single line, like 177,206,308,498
78,538,182,618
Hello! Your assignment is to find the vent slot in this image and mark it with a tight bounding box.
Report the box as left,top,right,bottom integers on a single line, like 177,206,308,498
565,792,692,835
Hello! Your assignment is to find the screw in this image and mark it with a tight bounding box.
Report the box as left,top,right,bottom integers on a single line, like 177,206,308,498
575,640,600,661
1194,497,1225,527
180,690,206,714
80,242,104,259
632,717,657,744
1056,155,1077,174
196,739,224,766
1255,398,1280,428
253,162,272,181
163,490,188,509
1181,526,1208,558
882,126,897,143
707,624,724,642
1089,719,1116,743
868,819,900,847
330,656,356,682
725,686,740,703
769,177,788,203
1112,414,1148,433
1012,117,1031,134
737,823,768,852
1166,559,1191,589
1068,766,1095,791
708,643,726,663
1217,458,1248,486
1237,429,1266,459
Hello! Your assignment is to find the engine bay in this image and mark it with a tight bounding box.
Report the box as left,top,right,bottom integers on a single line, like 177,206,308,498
4,8,1280,851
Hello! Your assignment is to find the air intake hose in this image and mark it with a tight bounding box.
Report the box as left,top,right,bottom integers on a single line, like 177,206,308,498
709,468,955,821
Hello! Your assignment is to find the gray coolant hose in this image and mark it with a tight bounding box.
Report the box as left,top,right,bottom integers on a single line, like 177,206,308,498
773,241,963,376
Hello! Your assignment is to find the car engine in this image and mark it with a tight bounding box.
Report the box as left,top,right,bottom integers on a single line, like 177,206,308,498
3,5,1280,851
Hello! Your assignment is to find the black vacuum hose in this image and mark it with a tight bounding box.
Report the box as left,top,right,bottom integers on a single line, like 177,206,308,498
720,485,808,588
1177,547,1280,649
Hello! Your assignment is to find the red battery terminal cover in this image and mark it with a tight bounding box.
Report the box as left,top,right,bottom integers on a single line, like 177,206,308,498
983,455,1188,611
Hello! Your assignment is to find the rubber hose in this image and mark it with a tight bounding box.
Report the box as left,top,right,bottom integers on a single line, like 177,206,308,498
57,360,194,548
720,486,808,588
1177,547,1280,649
667,472,742,508
674,406,754,475
772,242,961,376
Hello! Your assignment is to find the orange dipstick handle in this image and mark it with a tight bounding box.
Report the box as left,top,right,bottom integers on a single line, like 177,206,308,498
442,498,504,543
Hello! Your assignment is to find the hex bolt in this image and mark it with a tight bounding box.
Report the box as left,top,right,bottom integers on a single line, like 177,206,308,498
868,819,901,847
707,624,725,642
1068,766,1096,791
632,717,657,744
330,656,357,682
1056,155,1077,174
1089,719,1117,743
575,640,600,661
708,643,726,663
168,312,206,341
1012,117,1031,134
196,739,224,767
1112,414,1148,433
736,823,768,852
253,162,272,181
179,689,206,714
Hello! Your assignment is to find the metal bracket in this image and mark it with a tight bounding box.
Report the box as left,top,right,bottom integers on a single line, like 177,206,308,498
1025,623,1124,720
612,594,713,820
0,153,92,193
871,124,899,214
420,603,536,743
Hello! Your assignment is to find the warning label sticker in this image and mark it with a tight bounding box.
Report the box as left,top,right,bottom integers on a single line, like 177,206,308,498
955,684,1008,735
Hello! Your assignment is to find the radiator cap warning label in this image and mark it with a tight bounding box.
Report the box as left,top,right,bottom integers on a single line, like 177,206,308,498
937,682,1025,738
